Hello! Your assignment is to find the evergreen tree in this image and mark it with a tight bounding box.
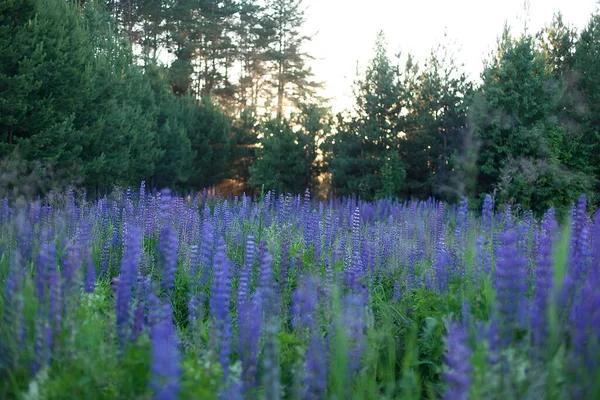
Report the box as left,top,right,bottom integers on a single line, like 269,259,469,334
250,118,311,194
470,26,591,213
185,97,232,189
401,39,472,200
1,0,93,186
265,0,316,119
328,32,405,200
573,9,600,195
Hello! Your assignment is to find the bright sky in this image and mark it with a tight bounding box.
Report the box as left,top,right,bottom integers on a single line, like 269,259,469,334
302,0,599,113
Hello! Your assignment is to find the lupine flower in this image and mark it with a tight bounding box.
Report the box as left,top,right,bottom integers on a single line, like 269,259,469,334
531,210,557,347
342,293,366,375
303,333,328,400
210,236,233,379
393,280,401,301
116,226,142,349
494,229,527,345
482,194,493,234
258,241,274,312
199,220,214,287
159,221,178,296
442,321,472,400
291,276,320,335
238,235,255,305
279,239,289,292
150,303,181,400
238,291,263,391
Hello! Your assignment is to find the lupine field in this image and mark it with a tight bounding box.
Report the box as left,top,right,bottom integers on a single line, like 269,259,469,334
1,184,600,399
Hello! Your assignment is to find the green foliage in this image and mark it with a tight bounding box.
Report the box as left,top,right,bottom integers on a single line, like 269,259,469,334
469,24,595,215
0,0,236,194
250,118,313,194
328,32,403,200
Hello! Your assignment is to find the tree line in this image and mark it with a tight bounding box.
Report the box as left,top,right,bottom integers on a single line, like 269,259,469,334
1,0,600,214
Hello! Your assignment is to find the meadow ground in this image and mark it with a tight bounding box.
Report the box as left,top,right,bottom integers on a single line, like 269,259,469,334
1,186,599,399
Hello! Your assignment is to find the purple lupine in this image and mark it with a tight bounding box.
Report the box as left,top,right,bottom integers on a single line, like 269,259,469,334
35,237,56,305
436,201,445,235
199,220,214,287
442,322,472,400
482,194,493,235
238,235,255,305
188,244,199,282
433,236,449,293
100,238,110,279
393,280,401,301
303,333,328,400
258,241,275,313
238,291,263,391
291,276,320,336
461,299,470,329
279,238,290,292
48,260,62,354
150,302,181,400
562,195,588,312
116,227,142,349
210,236,233,379
455,197,469,265
531,209,557,347
342,293,367,376
494,229,527,345
324,211,333,250
159,220,178,296
78,221,96,293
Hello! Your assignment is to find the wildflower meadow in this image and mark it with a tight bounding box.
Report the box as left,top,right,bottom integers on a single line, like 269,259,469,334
1,185,599,399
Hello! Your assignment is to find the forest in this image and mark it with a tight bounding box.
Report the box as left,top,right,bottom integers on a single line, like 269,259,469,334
2,0,599,215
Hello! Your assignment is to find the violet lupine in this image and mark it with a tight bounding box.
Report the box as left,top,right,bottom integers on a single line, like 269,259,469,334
199,220,214,288
455,198,469,272
303,333,328,400
262,318,281,400
159,219,178,296
482,194,493,235
291,276,320,337
461,299,470,329
433,236,449,294
259,241,275,313
238,235,255,305
531,209,557,347
393,280,401,301
494,229,527,345
279,238,289,293
324,257,334,299
35,237,56,305
48,261,62,354
116,226,142,350
238,291,263,391
342,293,367,376
150,303,181,400
77,221,96,293
442,322,472,400
562,195,588,311
100,238,110,279
210,236,233,380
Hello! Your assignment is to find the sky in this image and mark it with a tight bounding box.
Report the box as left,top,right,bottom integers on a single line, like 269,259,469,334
301,0,599,113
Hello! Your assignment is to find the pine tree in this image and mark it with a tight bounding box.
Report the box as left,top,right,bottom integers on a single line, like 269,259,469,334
250,118,311,193
265,0,316,120
470,25,591,213
401,38,472,200
573,9,600,194
328,32,405,200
